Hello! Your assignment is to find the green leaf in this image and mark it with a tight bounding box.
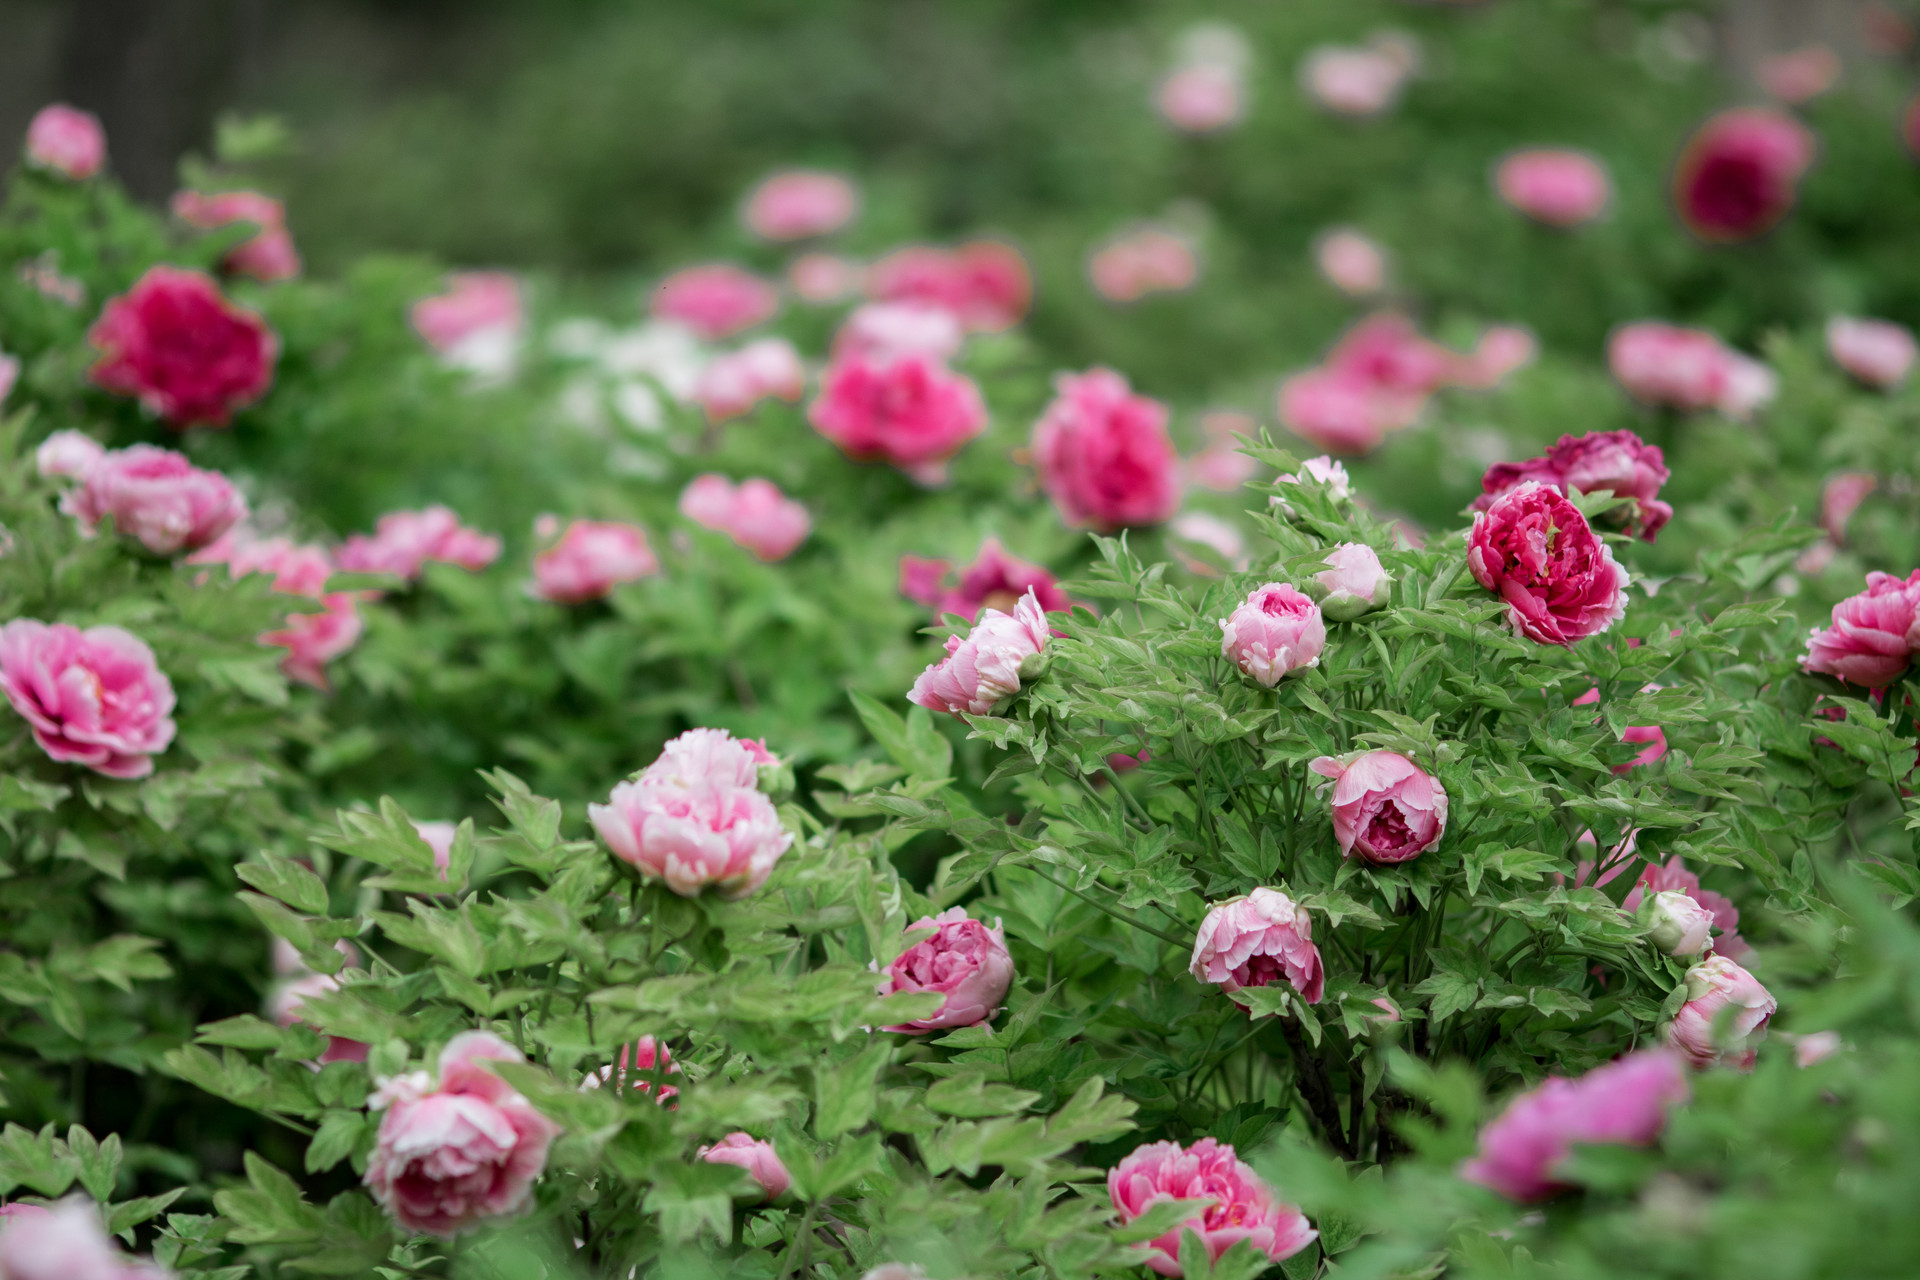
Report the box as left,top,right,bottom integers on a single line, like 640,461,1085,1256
923,1073,1042,1118
237,853,331,916
814,1042,890,1139
67,1125,121,1202
305,1110,368,1175
213,1152,325,1245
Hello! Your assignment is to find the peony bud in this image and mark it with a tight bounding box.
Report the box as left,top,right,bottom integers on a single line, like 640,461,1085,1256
1638,889,1714,957
1309,750,1448,865
1189,888,1324,1004
908,588,1051,717
878,907,1015,1033
699,1133,792,1199
1220,583,1325,684
1664,955,1776,1071
1310,543,1391,620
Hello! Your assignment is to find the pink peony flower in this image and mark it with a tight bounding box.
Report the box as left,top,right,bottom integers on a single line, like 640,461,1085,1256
1826,316,1917,389
1276,369,1386,455
1088,226,1200,303
35,431,105,481
1300,44,1409,117
61,444,247,555
867,241,1031,333
1821,472,1878,545
1665,955,1776,1070
1475,429,1673,542
1801,569,1920,687
1309,750,1448,865
1460,1050,1689,1201
0,349,18,406
190,530,333,596
650,264,779,340
877,907,1015,1033
1311,543,1391,621
899,555,953,608
1495,149,1612,227
1791,1030,1842,1067
1031,368,1181,531
588,751,792,900
1672,107,1817,243
171,189,301,282
365,1031,562,1237
1157,63,1245,133
1219,583,1325,685
833,302,965,364
264,594,363,691
1758,44,1841,104
741,170,858,241
809,350,987,476
908,588,1051,717
699,1133,792,1199
914,539,1069,622
590,1036,681,1103
1616,723,1668,773
640,726,778,791
678,474,811,562
0,1195,161,1280
1325,311,1454,398
1467,482,1629,646
693,338,805,422
1638,889,1715,957
337,506,501,582
1608,321,1770,417
23,105,105,179
1313,227,1387,296
88,266,278,428
411,272,523,369
1619,856,1750,961
1189,888,1324,1004
1109,1138,1317,1277
268,972,372,1065
788,252,863,304
1452,325,1539,389
532,520,659,604
0,620,175,779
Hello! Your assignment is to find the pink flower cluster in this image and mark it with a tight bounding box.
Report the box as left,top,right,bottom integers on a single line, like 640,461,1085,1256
1673,107,1816,243
532,520,658,604
877,906,1016,1032
1827,315,1916,389
1665,955,1776,1070
679,474,811,562
1310,750,1448,865
652,264,780,340
61,443,247,555
88,266,279,428
1475,429,1673,542
810,348,987,480
0,1196,170,1279
1189,888,1324,1004
1802,569,1920,688
24,104,105,179
1468,482,1628,646
1496,149,1612,227
0,620,176,779
192,531,365,689
1032,368,1181,531
867,241,1031,332
693,338,805,422
1608,322,1776,418
1088,226,1199,303
337,506,500,582
1220,583,1325,685
1108,1138,1317,1277
909,588,1052,717
741,170,859,241
171,189,301,282
899,539,1068,622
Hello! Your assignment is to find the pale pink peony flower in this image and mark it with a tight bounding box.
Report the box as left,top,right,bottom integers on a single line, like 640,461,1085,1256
1791,1030,1842,1067
589,763,792,900
1312,543,1391,621
1468,482,1629,646
1826,316,1916,389
878,906,1015,1033
1219,583,1325,685
1326,312,1454,401
411,272,523,376
62,444,246,555
415,820,457,878
88,266,279,428
1475,429,1673,542
1189,887,1323,1004
1495,149,1612,227
0,620,175,779
833,302,965,364
700,1133,791,1199
1310,750,1448,865
1758,44,1841,104
1618,856,1750,961
0,1195,160,1280
1608,322,1746,414
1665,955,1776,1070
1717,350,1780,421
171,189,301,282
23,105,105,179
1157,63,1245,133
1314,228,1386,296
1031,368,1181,531
1638,889,1715,957
588,1036,681,1103
1300,44,1408,117
337,506,501,581
1109,1137,1317,1277
532,520,659,604
1088,227,1199,303
911,539,1069,622
268,972,371,1065
1821,472,1878,545
693,338,805,422
0,349,19,406
365,1031,562,1237
788,252,863,304
1801,569,1920,687
650,264,779,340
1460,1050,1689,1202
741,170,859,241
1673,107,1817,243
35,430,105,481
809,350,987,476
640,727,778,791
678,474,810,562
908,588,1051,717
867,242,1031,333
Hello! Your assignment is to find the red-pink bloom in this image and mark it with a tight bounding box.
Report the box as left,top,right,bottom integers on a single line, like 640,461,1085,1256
23,105,104,179
1031,368,1181,531
268,973,371,1065
741,170,858,241
678,474,811,562
1495,149,1611,227
62,444,247,555
337,506,501,582
910,539,1069,622
788,252,863,304
809,350,987,477
1758,44,1841,103
693,338,805,422
1665,955,1776,1070
590,1036,681,1103
1673,107,1816,243
88,266,278,428
1313,228,1386,296
1088,227,1199,302
1310,750,1448,865
867,241,1031,332
1300,43,1409,117
1826,316,1916,389
909,589,1051,717
1821,472,1878,544
1460,1051,1689,1201
0,620,175,779
699,1133,792,1199
1189,888,1324,1004
1608,321,1772,417
1475,429,1673,542
1468,482,1629,646
1107,749,1150,774
1109,1138,1317,1277
833,302,965,364
35,431,104,481
171,189,301,282
1220,583,1325,685
650,264,779,340
0,1196,161,1280
1801,569,1920,687
411,272,523,365
878,906,1015,1033
532,520,659,604
1616,724,1668,773
1157,63,1245,133
589,757,792,899
365,1031,561,1237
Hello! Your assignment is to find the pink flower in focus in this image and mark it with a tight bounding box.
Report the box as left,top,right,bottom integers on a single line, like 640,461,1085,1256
532,521,659,604
1309,750,1448,865
1157,63,1245,133
741,170,859,241
1672,107,1817,243
1108,1138,1316,1278
171,189,301,282
1826,316,1916,389
1467,482,1629,645
699,1133,792,1199
1475,429,1673,542
591,1036,681,1103
0,1195,157,1280
1220,583,1325,685
1637,889,1716,957
1665,955,1776,1070
1088,227,1199,303
62,444,247,555
1800,569,1920,687
922,539,1068,622
35,431,105,481
788,253,863,304
678,474,810,562
693,338,805,422
1821,472,1878,545
0,620,175,779
1031,368,1181,531
908,589,1051,718
1757,44,1841,105
588,764,792,900
833,302,965,364
651,264,779,341
88,266,278,428
1312,543,1391,621
269,972,371,1065
878,906,1015,1033
867,242,1031,332
365,1031,561,1237
1495,149,1611,227
1189,888,1324,1004
1314,228,1386,296
337,506,501,581
641,727,777,791
1300,44,1408,117
23,105,105,179
809,350,987,476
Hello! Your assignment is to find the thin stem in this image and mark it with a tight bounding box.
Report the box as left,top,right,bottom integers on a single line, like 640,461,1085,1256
1024,863,1185,947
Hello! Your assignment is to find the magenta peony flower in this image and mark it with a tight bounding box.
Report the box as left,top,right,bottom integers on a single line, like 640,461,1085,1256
1495,149,1611,227
1326,311,1454,399
1638,889,1715,957
1460,1050,1688,1201
920,539,1069,622
35,430,105,481
1827,316,1917,389
866,241,1031,333
1801,569,1920,687
337,506,501,581
1157,63,1245,133
1311,543,1391,621
268,972,371,1065
1673,107,1816,242
693,338,805,422
1665,955,1776,1070
1219,583,1325,685
1031,368,1181,531
62,444,246,555
833,302,965,364
1313,227,1387,296
1309,750,1448,865
0,620,175,780
741,170,859,241
1476,429,1673,542
365,1031,562,1237
809,350,987,477
699,1133,792,1199
908,588,1051,717
588,1036,681,1103
650,263,779,340
678,474,811,562
171,189,301,282
1088,226,1200,303
878,907,1015,1033
1189,888,1324,1004
1468,482,1628,646
88,266,278,428
0,1195,164,1280
23,104,105,179
532,520,659,604
1109,1137,1317,1277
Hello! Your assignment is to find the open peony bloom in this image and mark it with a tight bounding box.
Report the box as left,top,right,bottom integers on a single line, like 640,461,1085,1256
1314,227,1387,296
35,430,105,481
191,531,364,690
1673,107,1816,243
809,350,988,478
1638,890,1716,958
588,1036,682,1103
1109,1138,1317,1278
1190,888,1324,1004
1310,750,1448,865
337,506,501,581
833,302,965,364
1495,149,1612,227
365,1031,562,1237
171,189,301,282
877,907,1015,1033
866,241,1031,332
1460,1050,1689,1202
0,1194,170,1280
1088,226,1200,302
679,474,811,562
0,620,176,779
1468,482,1628,646
1220,583,1325,685
268,972,371,1065
23,104,105,179
1665,955,1776,1070
741,170,859,241
1311,543,1391,621
699,1133,792,1199
1475,429,1672,542
902,539,1069,622
1157,62,1245,133
640,727,778,791
1278,312,1513,455
1608,322,1775,418
909,588,1051,718
1801,569,1920,688
62,444,247,556
693,338,805,422
1826,316,1917,389
1032,368,1181,531
88,266,278,428
650,264,780,340
532,520,659,604
589,775,791,900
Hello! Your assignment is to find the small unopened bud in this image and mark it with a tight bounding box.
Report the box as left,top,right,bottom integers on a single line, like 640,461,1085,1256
1638,889,1714,957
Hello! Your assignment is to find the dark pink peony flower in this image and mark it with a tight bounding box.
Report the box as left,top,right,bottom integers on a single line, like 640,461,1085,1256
1467,482,1628,645
1219,583,1325,685
877,907,1015,1033
741,170,859,241
1826,316,1916,389
1496,149,1612,227
0,620,176,779
809,350,987,477
908,589,1051,717
337,506,500,581
532,520,659,604
88,266,278,428
1031,368,1181,531
1189,888,1324,1004
1672,107,1816,242
650,264,779,340
1088,226,1200,302
171,189,301,282
925,539,1069,622
699,1133,792,1199
23,104,105,179
1310,750,1448,864
1475,430,1672,542
1109,1138,1317,1277
693,338,805,422
867,241,1031,332
61,444,247,555
1665,955,1776,1070
898,555,953,608
1801,569,1920,687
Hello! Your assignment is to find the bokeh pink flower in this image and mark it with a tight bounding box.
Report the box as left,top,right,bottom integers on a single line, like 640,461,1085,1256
171,189,302,282
650,264,779,340
810,350,987,479
1673,107,1816,243
337,506,500,581
24,104,105,179
1496,149,1611,227
1031,368,1181,531
1826,316,1916,389
741,170,859,241
678,474,811,562
532,520,659,604
88,266,278,428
